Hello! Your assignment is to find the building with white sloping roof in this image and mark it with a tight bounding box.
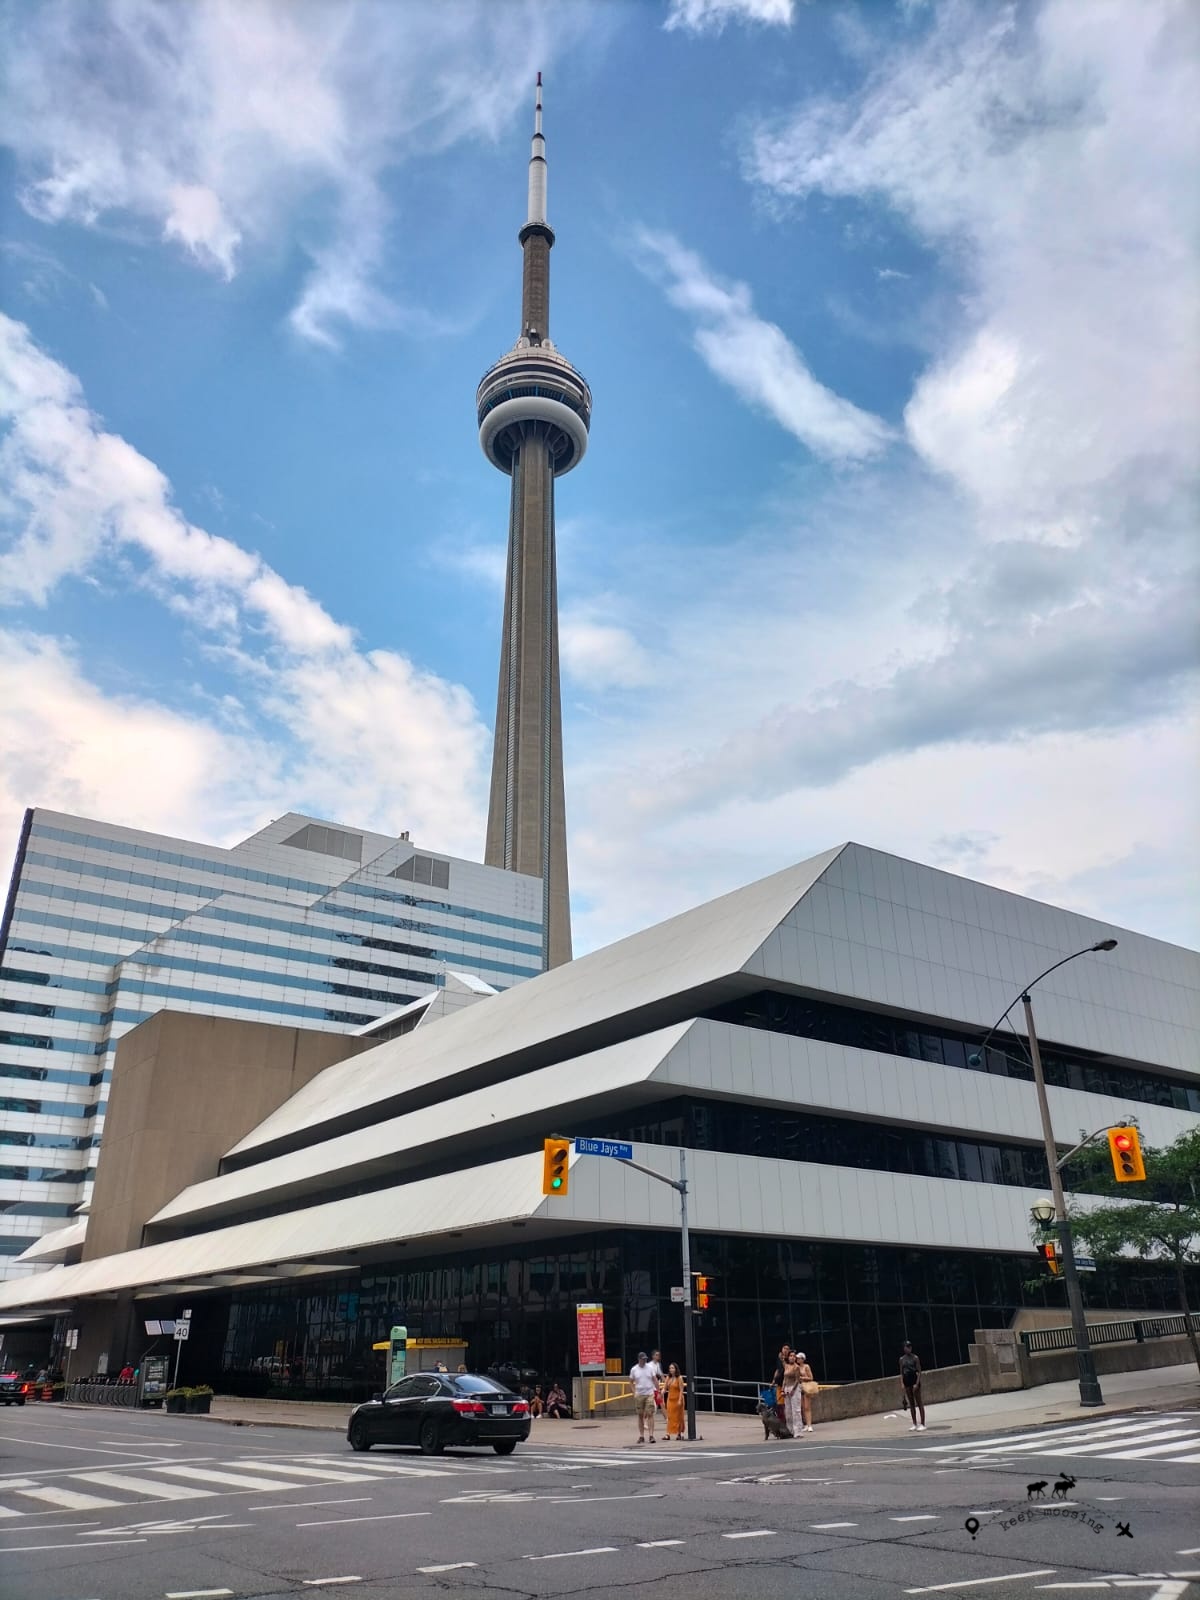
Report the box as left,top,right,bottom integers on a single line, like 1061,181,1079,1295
0,842,1196,1394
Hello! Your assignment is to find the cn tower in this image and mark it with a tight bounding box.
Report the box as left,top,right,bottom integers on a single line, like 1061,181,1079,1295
477,73,591,970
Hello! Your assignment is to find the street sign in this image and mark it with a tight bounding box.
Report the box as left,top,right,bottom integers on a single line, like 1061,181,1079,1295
670,1286,687,1303
173,1321,190,1341
181,1308,192,1319
1075,1256,1097,1272
66,1328,78,1350
574,1137,633,1161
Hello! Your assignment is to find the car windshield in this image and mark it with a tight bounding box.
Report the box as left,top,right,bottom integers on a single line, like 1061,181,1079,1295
450,1375,509,1395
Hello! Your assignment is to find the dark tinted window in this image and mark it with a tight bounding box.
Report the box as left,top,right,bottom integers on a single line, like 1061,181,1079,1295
452,1374,508,1394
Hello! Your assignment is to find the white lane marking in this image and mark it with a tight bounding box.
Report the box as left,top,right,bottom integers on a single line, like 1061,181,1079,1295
967,1510,1004,1516
296,1511,431,1528
526,1546,619,1561
239,1461,377,1483
891,1514,939,1522
1173,1456,1200,1463
12,1485,120,1510
0,1507,21,1519
152,1464,298,1491
638,1539,686,1548
96,1439,185,1448
2,1538,147,1552
73,1470,216,1500
546,1492,664,1504
302,1582,363,1590
1177,1549,1200,1556
0,1432,175,1457
905,1575,1056,1595
166,1591,235,1599
417,1564,479,1574
811,1521,858,1529
1035,1586,1109,1592
248,1498,373,1511
724,1530,776,1540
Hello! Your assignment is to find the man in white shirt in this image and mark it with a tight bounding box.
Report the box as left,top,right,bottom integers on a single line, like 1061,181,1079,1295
629,1351,658,1444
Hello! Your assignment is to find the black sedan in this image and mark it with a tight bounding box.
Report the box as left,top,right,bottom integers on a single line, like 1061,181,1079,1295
347,1371,531,1456
0,1371,33,1405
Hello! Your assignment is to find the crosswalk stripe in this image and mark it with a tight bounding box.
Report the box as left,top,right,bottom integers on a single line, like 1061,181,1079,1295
929,1415,1188,1450
239,1462,379,1483
150,1465,299,1492
14,1485,121,1510
995,1423,1200,1455
1017,1429,1200,1459
73,1471,216,1501
0,1506,21,1519
299,1458,457,1479
1102,1436,1200,1460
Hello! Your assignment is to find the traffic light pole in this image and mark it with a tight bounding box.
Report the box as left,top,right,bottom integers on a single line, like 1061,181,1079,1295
1022,992,1104,1408
612,1149,700,1442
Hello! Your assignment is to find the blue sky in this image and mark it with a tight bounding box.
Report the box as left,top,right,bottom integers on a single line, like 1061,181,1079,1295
1,0,1197,954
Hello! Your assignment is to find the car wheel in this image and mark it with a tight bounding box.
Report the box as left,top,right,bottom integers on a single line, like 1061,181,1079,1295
418,1418,444,1456
16,1399,25,1407
348,1417,372,1453
492,1440,517,1455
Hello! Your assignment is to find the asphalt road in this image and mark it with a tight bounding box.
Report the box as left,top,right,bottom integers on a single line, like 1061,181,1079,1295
1,1403,1198,1600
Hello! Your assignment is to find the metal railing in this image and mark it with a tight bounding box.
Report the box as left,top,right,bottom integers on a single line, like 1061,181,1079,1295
689,1375,769,1414
1022,1313,1199,1354
65,1380,138,1406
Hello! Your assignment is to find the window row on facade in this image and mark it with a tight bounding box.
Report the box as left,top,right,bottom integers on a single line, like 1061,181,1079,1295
705,990,1200,1113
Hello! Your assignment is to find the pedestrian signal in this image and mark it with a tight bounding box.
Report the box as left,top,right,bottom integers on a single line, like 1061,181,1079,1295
1038,1242,1059,1276
1107,1126,1145,1183
696,1274,710,1309
542,1137,570,1197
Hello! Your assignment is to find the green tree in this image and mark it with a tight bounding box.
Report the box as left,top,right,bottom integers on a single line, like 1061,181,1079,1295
1067,1126,1200,1375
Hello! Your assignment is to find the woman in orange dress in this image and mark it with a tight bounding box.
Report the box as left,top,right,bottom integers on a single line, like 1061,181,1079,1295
664,1363,685,1440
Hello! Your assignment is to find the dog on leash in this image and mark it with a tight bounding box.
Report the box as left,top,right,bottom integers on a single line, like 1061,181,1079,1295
756,1400,793,1440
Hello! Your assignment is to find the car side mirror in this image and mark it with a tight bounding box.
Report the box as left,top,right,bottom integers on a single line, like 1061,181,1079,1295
371,1392,382,1403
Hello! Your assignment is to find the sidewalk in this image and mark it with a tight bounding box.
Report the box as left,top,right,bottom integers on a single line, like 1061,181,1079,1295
137,1361,1196,1447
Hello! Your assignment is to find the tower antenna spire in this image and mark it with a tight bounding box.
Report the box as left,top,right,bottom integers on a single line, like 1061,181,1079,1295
527,70,547,228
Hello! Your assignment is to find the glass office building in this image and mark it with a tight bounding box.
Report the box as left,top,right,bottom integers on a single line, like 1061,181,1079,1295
0,807,543,1274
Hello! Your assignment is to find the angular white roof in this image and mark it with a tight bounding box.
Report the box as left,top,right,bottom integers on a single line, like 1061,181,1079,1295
226,846,847,1161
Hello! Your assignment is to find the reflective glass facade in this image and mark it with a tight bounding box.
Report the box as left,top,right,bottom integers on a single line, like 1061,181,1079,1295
213,1231,1199,1403
0,807,544,1275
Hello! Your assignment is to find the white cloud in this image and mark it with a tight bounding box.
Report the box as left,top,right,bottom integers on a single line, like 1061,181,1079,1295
0,315,488,857
633,229,894,460
561,612,655,691
665,0,795,33
0,0,588,347
563,0,1198,950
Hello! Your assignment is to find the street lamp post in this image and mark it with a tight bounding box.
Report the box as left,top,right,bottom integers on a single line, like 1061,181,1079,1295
970,939,1117,1410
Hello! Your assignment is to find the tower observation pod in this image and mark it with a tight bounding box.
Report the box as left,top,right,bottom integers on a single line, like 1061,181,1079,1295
477,73,591,970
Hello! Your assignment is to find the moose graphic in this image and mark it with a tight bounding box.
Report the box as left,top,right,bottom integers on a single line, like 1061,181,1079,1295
1026,1480,1048,1500
1052,1473,1077,1499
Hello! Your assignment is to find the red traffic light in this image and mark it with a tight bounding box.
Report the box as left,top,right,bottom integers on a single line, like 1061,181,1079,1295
1114,1133,1132,1150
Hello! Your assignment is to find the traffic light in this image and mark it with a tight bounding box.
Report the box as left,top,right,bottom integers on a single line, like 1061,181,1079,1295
542,1137,570,1197
695,1275,710,1309
1107,1126,1145,1183
1038,1241,1059,1276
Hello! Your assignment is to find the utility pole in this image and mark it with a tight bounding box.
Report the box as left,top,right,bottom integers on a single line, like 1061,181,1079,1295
1022,992,1104,1407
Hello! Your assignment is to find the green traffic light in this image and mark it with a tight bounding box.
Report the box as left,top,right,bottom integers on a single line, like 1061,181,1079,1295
552,1176,563,1189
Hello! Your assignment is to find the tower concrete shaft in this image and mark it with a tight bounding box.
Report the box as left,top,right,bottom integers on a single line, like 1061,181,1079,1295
477,73,590,970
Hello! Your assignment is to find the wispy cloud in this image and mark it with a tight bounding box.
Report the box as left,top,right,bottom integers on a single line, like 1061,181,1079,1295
633,229,894,461
664,0,795,34
0,0,588,348
0,314,488,853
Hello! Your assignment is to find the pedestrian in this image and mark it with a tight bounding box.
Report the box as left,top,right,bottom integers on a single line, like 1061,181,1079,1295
771,1343,792,1424
649,1348,664,1420
529,1383,544,1418
545,1382,569,1419
663,1362,686,1440
899,1341,926,1431
629,1351,658,1444
118,1363,135,1384
795,1351,818,1434
781,1349,803,1437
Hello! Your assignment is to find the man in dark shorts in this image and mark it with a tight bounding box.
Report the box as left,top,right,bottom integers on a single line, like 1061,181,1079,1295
899,1341,926,1430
